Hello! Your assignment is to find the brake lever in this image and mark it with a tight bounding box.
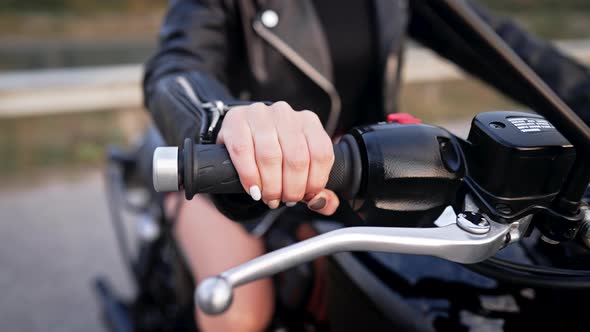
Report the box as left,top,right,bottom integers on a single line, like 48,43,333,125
196,211,521,315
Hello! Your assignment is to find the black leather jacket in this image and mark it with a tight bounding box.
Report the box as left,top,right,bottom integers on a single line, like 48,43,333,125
144,0,590,147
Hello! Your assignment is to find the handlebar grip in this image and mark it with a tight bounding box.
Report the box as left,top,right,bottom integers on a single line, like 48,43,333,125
183,140,242,199
153,135,363,200
183,134,362,200
326,135,362,199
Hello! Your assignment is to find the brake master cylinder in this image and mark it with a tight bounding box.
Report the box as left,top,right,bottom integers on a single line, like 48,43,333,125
465,111,576,218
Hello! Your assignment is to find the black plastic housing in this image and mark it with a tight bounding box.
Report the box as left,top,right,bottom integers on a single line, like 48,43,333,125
465,111,576,218
351,123,464,214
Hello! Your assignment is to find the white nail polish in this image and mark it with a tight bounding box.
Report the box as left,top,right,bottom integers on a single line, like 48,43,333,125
249,185,262,201
285,202,297,207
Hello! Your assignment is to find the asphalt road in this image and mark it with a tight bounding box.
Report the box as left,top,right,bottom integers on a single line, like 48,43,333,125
0,173,132,332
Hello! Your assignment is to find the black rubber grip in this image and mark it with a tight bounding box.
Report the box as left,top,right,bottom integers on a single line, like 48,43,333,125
326,134,362,199
182,135,362,200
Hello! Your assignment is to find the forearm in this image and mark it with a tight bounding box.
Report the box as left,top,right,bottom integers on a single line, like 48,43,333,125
142,0,239,146
144,71,237,147
470,2,590,123
408,0,590,124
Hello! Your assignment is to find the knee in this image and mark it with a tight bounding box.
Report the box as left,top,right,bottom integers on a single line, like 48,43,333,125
196,279,274,332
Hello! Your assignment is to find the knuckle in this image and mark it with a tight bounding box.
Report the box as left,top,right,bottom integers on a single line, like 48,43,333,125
312,145,334,165
250,102,268,109
306,181,324,194
228,140,250,156
249,103,270,116
272,102,294,119
257,146,283,166
285,153,309,171
300,110,320,123
283,191,305,202
272,101,291,110
262,189,281,200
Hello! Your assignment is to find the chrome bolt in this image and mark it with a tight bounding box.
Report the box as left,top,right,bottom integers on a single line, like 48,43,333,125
456,212,491,235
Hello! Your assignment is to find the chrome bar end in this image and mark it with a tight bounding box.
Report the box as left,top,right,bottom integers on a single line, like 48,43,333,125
153,146,179,192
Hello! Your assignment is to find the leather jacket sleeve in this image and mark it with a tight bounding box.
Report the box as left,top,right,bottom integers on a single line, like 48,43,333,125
408,1,590,124
143,0,239,147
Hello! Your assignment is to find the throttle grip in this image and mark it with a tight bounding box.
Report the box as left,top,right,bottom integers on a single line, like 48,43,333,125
153,135,362,200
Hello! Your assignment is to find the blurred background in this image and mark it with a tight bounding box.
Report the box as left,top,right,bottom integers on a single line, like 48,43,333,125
0,1,589,331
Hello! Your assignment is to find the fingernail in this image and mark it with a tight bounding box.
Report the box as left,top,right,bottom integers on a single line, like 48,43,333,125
249,185,261,201
268,200,280,209
308,197,326,211
285,202,297,207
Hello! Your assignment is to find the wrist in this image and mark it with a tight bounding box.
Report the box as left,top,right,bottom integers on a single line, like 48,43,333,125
200,100,230,144
201,100,272,144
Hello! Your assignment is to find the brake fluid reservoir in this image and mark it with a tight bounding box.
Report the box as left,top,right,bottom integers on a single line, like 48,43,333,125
466,111,575,213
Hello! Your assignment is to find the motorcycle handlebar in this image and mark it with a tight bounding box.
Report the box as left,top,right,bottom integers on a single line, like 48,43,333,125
153,135,363,200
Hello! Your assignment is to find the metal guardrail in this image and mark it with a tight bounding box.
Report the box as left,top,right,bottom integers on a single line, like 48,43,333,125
0,65,142,117
1,40,589,118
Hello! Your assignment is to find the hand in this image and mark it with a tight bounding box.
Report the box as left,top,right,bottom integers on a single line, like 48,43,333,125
216,101,339,215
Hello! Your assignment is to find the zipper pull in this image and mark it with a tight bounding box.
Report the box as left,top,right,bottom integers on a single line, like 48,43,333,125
202,100,228,143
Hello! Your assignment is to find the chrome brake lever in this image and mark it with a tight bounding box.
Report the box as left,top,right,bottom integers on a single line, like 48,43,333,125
196,211,521,315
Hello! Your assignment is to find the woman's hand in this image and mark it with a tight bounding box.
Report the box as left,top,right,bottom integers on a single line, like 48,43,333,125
216,101,339,215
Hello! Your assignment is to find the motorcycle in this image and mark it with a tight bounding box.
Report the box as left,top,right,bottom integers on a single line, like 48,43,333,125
95,1,590,331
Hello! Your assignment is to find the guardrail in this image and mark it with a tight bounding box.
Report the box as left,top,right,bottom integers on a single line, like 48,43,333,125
1,40,590,118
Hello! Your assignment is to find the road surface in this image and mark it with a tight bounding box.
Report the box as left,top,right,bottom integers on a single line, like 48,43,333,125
0,173,132,332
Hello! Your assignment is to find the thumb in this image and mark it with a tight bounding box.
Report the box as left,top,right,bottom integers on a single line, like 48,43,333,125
306,189,339,216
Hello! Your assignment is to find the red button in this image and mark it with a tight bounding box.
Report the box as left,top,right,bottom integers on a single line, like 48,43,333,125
386,113,422,124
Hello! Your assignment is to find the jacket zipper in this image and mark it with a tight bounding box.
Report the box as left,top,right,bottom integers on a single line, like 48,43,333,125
252,19,342,136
